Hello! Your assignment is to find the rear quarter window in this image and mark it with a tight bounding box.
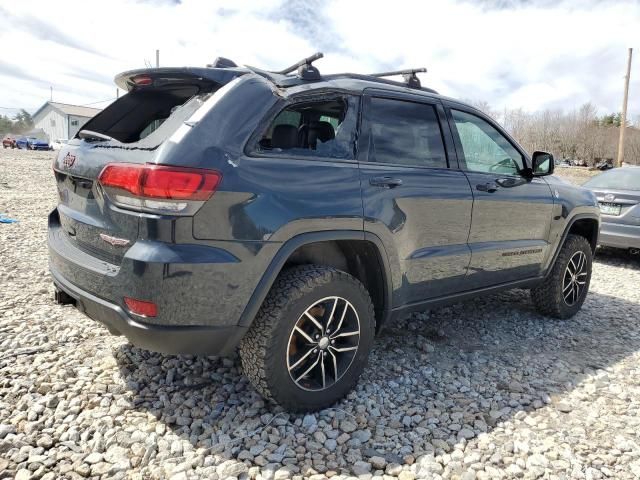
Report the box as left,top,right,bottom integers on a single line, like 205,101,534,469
256,96,359,160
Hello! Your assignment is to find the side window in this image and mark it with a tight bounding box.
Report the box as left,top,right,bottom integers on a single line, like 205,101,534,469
451,109,524,175
365,97,447,168
257,97,357,160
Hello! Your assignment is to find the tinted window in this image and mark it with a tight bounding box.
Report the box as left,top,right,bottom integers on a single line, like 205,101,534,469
451,109,524,175
258,97,357,160
584,168,640,191
365,97,447,168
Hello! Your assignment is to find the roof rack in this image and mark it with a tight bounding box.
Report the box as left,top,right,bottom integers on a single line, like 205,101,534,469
272,52,324,80
209,52,436,93
370,68,427,89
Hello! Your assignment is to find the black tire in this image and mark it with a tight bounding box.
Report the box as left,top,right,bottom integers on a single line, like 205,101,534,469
239,265,375,412
531,234,592,319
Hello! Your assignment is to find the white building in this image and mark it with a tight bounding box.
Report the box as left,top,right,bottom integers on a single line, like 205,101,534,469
32,102,102,142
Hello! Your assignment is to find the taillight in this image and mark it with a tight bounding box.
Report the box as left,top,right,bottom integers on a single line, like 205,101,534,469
124,297,157,317
98,163,221,214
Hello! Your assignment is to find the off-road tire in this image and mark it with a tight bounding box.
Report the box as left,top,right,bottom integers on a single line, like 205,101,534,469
239,264,375,412
531,234,592,319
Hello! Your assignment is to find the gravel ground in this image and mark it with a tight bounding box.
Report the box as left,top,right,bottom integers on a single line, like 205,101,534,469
552,167,598,186
1,149,639,480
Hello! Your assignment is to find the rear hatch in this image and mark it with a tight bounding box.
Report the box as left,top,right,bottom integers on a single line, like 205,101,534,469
52,67,245,264
585,168,640,225
590,189,640,224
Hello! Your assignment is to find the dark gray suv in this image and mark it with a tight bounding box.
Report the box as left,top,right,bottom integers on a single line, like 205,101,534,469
49,54,600,411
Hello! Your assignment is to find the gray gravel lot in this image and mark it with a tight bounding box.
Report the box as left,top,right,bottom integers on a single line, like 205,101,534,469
1,149,640,480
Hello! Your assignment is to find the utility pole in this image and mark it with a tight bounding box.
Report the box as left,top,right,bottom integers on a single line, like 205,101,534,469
617,47,633,167
50,86,53,102
156,49,159,68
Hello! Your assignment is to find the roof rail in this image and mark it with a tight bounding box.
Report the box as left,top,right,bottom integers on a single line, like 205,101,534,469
370,68,427,89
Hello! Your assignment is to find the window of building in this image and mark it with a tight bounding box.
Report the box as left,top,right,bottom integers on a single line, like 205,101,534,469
71,120,79,126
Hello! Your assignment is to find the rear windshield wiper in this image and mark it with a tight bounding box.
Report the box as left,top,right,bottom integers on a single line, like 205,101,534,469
78,130,113,142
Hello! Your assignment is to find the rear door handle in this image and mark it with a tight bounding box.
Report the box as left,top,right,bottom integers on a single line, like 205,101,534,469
476,182,498,193
370,177,403,188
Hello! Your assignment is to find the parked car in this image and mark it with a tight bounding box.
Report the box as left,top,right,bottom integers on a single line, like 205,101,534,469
51,138,69,150
49,54,600,411
583,167,640,254
16,136,51,150
557,159,572,168
594,159,614,170
2,135,16,148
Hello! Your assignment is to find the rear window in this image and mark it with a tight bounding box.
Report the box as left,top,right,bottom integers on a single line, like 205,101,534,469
79,85,216,144
584,168,640,191
365,97,448,168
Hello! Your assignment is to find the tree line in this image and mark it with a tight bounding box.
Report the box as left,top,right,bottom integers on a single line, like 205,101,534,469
0,110,34,136
472,101,640,166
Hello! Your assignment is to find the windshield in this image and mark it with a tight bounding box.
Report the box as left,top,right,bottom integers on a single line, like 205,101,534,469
584,168,640,191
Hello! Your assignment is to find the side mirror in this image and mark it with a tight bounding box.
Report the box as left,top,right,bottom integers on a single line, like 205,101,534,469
531,151,554,176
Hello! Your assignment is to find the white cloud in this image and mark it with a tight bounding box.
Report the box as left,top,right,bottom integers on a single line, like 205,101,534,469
0,0,638,118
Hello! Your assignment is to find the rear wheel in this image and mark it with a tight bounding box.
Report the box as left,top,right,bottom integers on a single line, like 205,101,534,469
531,234,592,318
239,265,375,411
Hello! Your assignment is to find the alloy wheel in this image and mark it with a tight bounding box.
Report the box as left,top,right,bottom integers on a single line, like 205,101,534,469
563,251,588,306
286,296,360,391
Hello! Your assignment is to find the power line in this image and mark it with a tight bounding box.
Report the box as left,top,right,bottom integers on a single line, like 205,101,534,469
79,98,116,106
1,96,117,111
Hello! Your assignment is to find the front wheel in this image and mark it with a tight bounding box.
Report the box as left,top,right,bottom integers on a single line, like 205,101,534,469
239,265,375,411
531,234,593,319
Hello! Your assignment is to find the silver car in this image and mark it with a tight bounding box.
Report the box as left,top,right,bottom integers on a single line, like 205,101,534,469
583,167,640,254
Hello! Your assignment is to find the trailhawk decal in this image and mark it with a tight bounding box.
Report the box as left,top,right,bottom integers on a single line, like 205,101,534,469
502,248,544,257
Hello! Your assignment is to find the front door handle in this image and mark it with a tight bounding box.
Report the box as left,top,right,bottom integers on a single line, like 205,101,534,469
476,182,498,193
370,177,403,188
495,177,526,188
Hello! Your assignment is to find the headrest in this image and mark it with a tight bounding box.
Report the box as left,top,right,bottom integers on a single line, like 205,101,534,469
271,124,299,149
309,121,335,143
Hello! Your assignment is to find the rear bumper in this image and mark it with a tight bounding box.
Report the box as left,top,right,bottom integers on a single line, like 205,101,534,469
47,207,260,355
51,265,247,355
599,221,640,249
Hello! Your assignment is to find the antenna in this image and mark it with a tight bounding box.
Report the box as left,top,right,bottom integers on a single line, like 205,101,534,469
274,52,324,80
370,68,427,89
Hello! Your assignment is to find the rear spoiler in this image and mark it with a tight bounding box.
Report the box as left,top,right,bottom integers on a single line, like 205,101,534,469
114,67,247,91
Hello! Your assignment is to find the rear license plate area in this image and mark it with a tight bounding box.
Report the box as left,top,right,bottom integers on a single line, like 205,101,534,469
599,202,621,215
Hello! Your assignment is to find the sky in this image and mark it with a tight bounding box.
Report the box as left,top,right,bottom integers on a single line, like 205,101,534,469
0,0,638,119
